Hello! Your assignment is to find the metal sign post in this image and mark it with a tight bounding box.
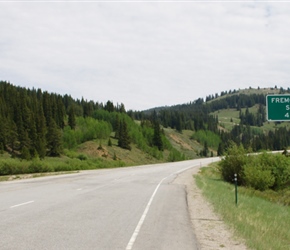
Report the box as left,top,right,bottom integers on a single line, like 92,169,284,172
234,173,238,206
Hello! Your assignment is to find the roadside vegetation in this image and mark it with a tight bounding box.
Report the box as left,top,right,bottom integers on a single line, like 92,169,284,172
220,142,290,200
195,164,290,250
195,142,290,250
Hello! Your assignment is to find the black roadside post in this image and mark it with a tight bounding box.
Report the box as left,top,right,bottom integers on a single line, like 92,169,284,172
234,173,238,206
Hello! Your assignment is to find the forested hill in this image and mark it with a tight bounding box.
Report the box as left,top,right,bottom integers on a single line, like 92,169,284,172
0,81,182,163
134,86,290,155
2,80,290,164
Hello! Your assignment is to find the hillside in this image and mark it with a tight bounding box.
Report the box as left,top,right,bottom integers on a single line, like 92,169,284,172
0,81,193,176
1,81,290,176
139,86,290,154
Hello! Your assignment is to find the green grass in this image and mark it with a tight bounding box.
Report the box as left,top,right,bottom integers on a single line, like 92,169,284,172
0,137,165,179
212,108,240,131
195,164,290,250
0,129,195,179
0,151,126,177
212,104,290,133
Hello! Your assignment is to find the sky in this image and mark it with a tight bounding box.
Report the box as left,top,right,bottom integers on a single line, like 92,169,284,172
1,1,290,111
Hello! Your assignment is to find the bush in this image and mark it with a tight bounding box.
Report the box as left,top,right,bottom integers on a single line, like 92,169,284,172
243,163,275,191
220,143,290,192
77,154,87,161
219,142,249,185
255,153,290,190
28,160,43,173
0,159,26,175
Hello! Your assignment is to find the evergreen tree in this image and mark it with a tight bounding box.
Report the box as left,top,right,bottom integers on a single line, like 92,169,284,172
46,118,62,156
201,141,209,157
6,119,18,154
56,95,65,128
118,119,131,150
35,102,47,158
42,92,52,127
217,142,224,156
114,115,120,139
104,100,114,112
68,106,76,129
118,103,126,113
152,121,163,151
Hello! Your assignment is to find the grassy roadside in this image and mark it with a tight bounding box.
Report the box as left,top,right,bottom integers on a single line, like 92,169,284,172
195,163,290,250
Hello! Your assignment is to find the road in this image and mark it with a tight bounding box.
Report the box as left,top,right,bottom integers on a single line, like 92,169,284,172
0,157,220,250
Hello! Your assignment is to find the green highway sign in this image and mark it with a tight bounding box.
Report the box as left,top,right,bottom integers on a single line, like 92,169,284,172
266,95,290,121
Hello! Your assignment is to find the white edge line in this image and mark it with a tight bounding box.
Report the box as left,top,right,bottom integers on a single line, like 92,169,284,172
10,200,34,208
125,164,200,250
125,177,166,250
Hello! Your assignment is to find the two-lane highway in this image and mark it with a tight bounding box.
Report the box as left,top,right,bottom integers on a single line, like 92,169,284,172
0,157,220,250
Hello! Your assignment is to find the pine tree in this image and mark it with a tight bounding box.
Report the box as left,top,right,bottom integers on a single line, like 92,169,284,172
35,102,47,158
217,142,224,156
0,114,7,152
56,95,65,128
68,106,76,129
114,115,120,139
202,141,209,157
104,100,114,112
152,121,163,151
118,119,131,150
43,92,52,127
46,118,62,156
6,119,18,154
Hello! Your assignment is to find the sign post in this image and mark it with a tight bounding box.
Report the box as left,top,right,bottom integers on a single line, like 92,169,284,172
234,173,238,206
266,95,290,121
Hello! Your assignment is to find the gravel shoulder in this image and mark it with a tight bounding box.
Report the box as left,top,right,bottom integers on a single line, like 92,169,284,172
174,167,248,250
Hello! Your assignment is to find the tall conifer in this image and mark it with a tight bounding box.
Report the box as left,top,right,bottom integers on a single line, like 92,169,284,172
46,118,62,156
118,119,131,150
68,106,76,129
153,121,163,151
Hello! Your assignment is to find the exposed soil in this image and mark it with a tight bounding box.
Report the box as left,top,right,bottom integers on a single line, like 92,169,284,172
169,134,193,150
174,168,248,250
78,141,109,158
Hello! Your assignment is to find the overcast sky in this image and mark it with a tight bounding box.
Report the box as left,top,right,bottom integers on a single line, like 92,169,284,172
1,1,290,110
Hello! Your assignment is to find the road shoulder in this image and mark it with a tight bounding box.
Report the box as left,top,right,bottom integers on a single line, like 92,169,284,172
174,167,248,250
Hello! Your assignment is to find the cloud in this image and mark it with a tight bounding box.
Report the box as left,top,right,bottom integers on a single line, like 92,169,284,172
1,2,290,110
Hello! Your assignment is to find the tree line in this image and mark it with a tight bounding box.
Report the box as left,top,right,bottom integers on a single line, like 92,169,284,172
2,80,290,161
0,81,131,159
0,81,181,161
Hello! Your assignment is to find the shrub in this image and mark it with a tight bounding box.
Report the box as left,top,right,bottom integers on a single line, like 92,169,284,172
0,161,13,175
257,153,290,190
28,160,43,173
219,142,249,185
243,163,275,191
77,154,87,161
220,144,290,192
0,159,26,175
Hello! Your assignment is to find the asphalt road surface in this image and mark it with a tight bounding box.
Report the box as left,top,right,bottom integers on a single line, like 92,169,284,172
0,157,219,250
